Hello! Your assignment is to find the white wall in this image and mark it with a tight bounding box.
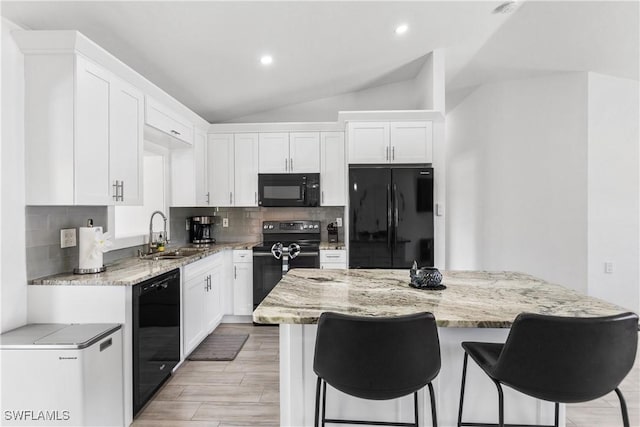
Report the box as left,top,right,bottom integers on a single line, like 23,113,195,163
1,18,27,332
446,72,590,294
587,73,639,312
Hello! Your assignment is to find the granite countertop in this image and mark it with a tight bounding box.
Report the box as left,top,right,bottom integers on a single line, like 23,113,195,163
30,242,257,286
252,269,630,328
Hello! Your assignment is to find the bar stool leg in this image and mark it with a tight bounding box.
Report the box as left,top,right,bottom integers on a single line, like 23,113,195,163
413,391,419,427
614,387,630,427
427,382,438,427
457,352,469,427
315,377,321,427
321,379,327,427
493,380,505,427
554,402,559,427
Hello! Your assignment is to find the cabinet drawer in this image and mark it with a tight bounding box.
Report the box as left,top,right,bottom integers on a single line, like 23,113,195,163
233,250,253,263
320,250,346,264
145,97,194,145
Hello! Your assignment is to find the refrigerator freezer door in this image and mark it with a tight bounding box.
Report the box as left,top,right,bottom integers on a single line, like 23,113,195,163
391,167,434,268
349,168,393,268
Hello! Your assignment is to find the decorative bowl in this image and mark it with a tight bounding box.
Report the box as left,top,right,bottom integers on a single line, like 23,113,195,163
409,262,444,290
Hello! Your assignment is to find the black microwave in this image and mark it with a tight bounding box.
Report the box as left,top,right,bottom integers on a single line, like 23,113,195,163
258,173,320,207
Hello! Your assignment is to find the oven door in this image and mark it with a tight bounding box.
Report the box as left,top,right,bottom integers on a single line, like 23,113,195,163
252,251,320,310
258,173,319,207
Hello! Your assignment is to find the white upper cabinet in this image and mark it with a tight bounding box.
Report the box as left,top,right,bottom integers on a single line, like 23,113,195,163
320,132,346,206
259,132,320,173
289,132,320,173
208,134,234,206
259,133,290,173
22,53,143,205
348,121,433,164
208,133,259,207
74,56,112,205
145,97,194,146
110,78,144,205
233,133,259,206
348,122,390,164
390,121,433,164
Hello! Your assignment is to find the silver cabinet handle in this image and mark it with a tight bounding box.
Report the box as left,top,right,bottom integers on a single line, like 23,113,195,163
290,158,293,171
230,192,233,205
206,192,210,205
234,265,237,279
113,181,119,201
326,254,341,258
322,191,325,204
285,158,288,172
120,180,124,201
392,146,395,161
255,191,257,204
170,129,181,136
385,146,389,161
204,276,208,291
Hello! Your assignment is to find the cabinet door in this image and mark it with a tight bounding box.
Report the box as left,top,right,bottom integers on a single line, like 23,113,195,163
259,133,289,173
234,133,259,206
320,132,345,206
208,134,234,206
75,56,111,204
145,97,194,145
290,132,320,173
194,129,209,206
183,274,206,355
233,261,253,315
347,122,390,164
205,262,224,331
110,78,144,205
390,121,433,164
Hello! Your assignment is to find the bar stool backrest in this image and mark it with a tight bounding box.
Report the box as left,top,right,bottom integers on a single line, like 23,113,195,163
313,311,441,401
493,312,638,403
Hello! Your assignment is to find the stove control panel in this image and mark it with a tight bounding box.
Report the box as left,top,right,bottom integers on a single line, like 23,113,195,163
262,220,321,234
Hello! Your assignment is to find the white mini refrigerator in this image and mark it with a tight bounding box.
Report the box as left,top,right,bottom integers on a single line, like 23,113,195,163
0,323,124,426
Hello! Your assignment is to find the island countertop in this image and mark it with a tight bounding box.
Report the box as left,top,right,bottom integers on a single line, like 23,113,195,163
252,269,630,327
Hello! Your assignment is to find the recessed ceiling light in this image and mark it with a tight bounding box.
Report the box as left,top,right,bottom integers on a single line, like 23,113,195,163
260,55,273,66
395,24,409,35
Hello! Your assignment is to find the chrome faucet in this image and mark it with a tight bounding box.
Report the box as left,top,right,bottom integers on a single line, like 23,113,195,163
148,210,168,254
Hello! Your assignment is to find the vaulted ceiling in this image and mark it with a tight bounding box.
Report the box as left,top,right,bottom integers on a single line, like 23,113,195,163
2,1,637,122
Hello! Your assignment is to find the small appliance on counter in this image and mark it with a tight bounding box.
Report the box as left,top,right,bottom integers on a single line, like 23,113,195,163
189,216,218,245
327,222,338,243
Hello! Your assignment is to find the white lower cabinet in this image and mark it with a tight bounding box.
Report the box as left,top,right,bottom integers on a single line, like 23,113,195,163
182,253,225,356
233,250,253,316
320,250,347,269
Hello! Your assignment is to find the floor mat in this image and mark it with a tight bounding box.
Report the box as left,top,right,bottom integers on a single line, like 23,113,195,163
187,333,249,361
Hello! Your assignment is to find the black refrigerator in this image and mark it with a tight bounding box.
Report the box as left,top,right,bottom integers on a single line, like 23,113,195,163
349,165,434,269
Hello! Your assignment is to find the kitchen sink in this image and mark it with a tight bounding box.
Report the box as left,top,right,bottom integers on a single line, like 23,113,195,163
140,247,210,261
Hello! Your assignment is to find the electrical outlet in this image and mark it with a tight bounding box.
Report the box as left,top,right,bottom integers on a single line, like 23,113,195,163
336,217,343,227
605,262,614,274
60,228,77,248
223,218,229,228
435,203,445,216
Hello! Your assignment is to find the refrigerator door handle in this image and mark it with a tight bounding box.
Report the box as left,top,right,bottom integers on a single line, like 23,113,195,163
387,184,392,248
393,184,399,248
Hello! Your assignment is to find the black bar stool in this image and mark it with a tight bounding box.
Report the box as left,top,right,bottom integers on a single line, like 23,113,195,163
313,311,441,427
457,311,639,427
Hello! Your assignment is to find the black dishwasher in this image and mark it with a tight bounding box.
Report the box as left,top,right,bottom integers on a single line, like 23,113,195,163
132,269,180,416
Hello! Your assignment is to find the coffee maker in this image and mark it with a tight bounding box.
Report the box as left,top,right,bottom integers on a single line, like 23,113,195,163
189,216,217,245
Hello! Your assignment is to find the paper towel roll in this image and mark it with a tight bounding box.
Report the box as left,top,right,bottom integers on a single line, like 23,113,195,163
78,226,103,270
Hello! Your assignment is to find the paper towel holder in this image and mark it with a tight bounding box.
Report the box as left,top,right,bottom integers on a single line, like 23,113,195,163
73,218,107,275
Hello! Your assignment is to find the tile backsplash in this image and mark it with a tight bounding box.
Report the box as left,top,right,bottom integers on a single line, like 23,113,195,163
26,206,108,280
171,206,346,245
26,205,345,280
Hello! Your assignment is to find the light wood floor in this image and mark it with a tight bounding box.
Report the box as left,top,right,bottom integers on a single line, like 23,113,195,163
133,324,639,427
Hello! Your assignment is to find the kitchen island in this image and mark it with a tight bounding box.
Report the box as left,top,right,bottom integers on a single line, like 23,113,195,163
253,269,630,427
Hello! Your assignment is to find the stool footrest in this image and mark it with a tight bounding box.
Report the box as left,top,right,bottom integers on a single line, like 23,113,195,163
460,423,556,427
325,418,416,426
